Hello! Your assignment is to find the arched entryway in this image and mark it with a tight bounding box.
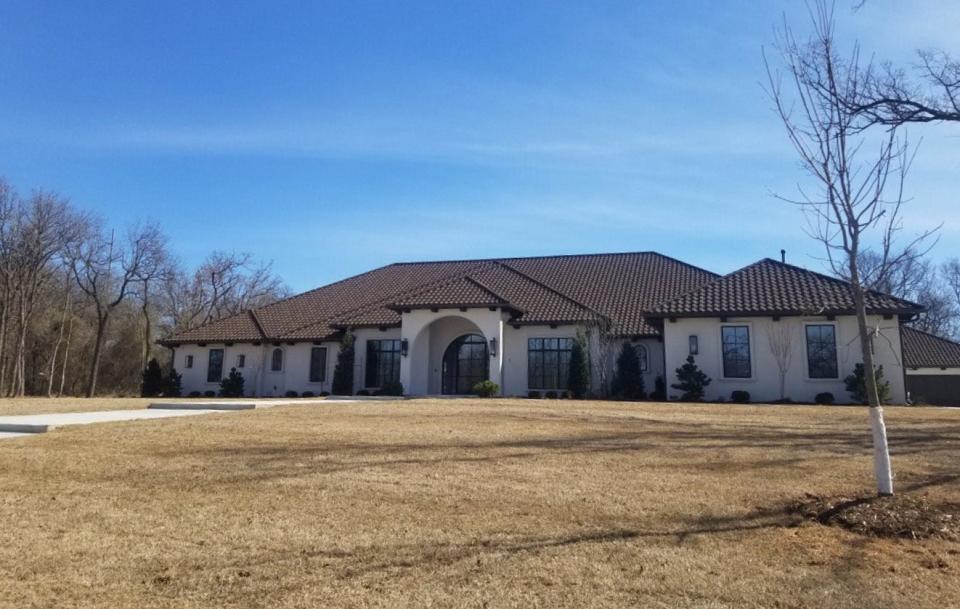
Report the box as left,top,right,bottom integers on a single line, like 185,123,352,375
442,334,489,394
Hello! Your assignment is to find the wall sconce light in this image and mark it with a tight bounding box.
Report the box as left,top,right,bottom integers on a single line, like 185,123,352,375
400,338,409,357
489,337,498,357
688,335,699,355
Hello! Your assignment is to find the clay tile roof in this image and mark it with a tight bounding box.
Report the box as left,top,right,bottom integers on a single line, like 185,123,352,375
902,326,960,369
161,251,720,345
391,275,510,309
650,258,924,318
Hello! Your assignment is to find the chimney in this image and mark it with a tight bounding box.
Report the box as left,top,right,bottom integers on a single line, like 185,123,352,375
780,249,786,263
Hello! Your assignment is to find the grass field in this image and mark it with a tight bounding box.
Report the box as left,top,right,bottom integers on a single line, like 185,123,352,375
0,399,957,608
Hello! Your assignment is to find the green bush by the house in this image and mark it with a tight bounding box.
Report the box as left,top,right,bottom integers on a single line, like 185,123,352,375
730,390,750,403
332,333,355,395
219,368,245,397
377,380,404,396
140,358,164,397
815,391,835,405
473,380,499,397
844,364,891,404
611,343,645,400
566,335,590,399
672,355,711,401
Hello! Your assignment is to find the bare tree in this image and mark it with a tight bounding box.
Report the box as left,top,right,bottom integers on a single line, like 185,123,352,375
765,1,938,495
0,179,16,395
767,322,795,400
46,273,73,397
161,251,288,334
944,258,960,316
68,221,168,397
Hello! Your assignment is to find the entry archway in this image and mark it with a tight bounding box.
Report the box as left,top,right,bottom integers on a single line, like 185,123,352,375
442,334,489,394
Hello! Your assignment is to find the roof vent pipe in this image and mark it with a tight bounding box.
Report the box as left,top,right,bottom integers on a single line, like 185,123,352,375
780,249,786,263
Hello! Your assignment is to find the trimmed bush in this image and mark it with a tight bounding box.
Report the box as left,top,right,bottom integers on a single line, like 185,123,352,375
284,390,299,398
356,389,371,396
189,390,201,398
219,368,245,397
203,390,216,398
844,364,891,404
473,380,499,397
671,355,711,401
544,390,558,399
140,358,164,397
331,333,355,395
320,391,330,397
611,343,645,400
651,375,666,401
301,391,315,398
163,368,182,397
730,390,750,403
378,380,404,396
567,336,590,399
528,390,541,399
815,391,835,405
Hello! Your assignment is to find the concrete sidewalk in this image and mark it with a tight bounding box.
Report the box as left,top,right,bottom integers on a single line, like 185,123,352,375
0,408,223,434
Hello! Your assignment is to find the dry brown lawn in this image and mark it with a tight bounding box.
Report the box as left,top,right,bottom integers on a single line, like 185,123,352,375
0,399,957,609
0,396,311,416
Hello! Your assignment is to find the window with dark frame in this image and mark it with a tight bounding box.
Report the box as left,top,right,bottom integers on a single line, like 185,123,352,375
236,354,245,368
185,354,194,369
527,337,574,389
636,344,649,372
366,339,401,387
806,324,838,378
207,349,224,383
721,326,751,378
271,348,283,372
310,347,327,383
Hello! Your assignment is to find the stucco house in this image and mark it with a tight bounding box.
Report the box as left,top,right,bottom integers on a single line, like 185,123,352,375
161,251,939,404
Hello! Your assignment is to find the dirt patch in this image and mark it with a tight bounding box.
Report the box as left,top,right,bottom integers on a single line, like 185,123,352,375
795,492,960,540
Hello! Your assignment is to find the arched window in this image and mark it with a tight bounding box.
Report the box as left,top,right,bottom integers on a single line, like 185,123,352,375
271,348,283,372
636,344,648,372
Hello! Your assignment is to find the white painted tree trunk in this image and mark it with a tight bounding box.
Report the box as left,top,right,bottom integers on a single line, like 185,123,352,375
869,405,894,495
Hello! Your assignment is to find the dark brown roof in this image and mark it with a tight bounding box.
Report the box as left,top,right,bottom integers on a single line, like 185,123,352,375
161,251,717,344
649,258,924,319
902,326,960,369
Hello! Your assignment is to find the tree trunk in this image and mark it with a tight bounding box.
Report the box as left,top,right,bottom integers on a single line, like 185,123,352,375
141,281,151,371
0,298,7,396
58,313,73,397
47,291,70,397
851,266,894,496
87,314,109,398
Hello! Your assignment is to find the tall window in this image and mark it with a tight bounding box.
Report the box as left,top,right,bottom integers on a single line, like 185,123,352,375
185,354,194,369
310,347,327,383
636,344,649,372
271,348,283,372
806,324,838,378
366,339,401,387
721,326,751,378
236,354,246,368
528,338,573,389
207,349,224,383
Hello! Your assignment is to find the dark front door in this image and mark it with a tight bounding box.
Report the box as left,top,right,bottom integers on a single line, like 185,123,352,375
442,334,489,394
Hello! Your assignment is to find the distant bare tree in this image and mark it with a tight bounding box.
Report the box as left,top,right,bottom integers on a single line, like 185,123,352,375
944,258,960,317
68,222,168,397
767,323,795,400
162,251,288,334
766,1,939,495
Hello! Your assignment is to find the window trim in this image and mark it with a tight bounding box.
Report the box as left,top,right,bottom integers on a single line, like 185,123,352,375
207,348,224,384
270,347,284,372
527,336,575,390
365,339,401,388
635,343,649,373
719,324,753,380
803,321,840,381
309,346,328,383
185,354,194,369
236,354,246,369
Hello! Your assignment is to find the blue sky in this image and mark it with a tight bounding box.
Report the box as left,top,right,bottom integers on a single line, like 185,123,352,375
0,1,957,292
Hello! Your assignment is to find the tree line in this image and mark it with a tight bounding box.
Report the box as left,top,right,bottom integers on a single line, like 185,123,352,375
0,177,288,398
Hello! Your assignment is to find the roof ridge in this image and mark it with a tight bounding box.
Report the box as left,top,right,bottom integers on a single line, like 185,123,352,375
461,275,510,304
903,325,960,345
248,310,268,339
322,260,498,327
391,250,672,267
493,260,607,321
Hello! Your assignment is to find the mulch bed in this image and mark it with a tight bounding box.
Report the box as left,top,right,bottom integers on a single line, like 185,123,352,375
793,493,960,540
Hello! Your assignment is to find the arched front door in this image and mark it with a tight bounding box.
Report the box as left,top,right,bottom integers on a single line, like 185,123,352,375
442,334,489,394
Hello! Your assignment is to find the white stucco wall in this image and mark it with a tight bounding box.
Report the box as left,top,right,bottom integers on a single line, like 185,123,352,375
662,314,906,404
906,367,960,376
